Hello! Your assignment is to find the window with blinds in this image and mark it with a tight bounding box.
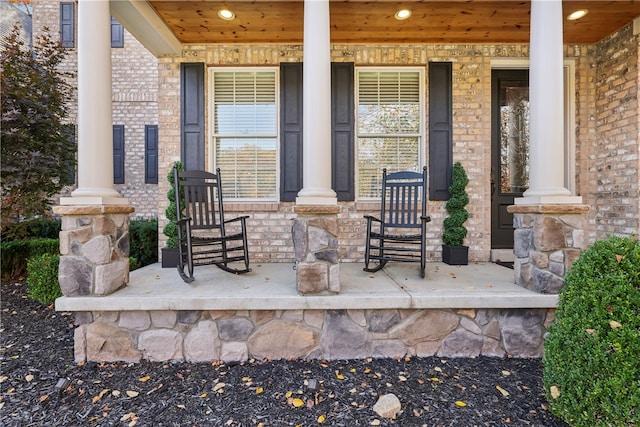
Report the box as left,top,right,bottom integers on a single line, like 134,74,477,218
211,69,278,200
356,68,423,199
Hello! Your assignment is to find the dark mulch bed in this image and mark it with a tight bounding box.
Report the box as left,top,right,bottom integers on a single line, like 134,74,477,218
1,280,568,427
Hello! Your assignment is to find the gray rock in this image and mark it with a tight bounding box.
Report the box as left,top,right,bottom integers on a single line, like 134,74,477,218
218,317,254,340
373,394,402,419
59,256,93,296
321,310,368,359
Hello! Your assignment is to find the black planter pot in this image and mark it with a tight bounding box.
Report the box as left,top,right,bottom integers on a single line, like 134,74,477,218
161,247,180,268
442,245,469,265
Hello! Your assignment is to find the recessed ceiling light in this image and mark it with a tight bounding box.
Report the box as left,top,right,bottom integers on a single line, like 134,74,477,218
567,9,588,21
218,9,235,20
395,9,412,20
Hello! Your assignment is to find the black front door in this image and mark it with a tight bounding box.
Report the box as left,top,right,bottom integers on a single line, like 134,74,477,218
491,69,529,249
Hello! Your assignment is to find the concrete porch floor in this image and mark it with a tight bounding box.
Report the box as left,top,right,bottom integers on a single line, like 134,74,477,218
55,262,558,312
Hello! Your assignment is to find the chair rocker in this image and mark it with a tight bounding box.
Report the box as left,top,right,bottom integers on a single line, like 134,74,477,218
363,166,431,278
174,167,251,283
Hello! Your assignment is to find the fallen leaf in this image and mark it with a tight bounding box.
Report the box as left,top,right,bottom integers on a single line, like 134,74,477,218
609,320,622,329
434,367,442,373
213,382,226,393
200,393,208,398
285,391,293,398
455,401,467,407
335,371,345,380
398,375,407,382
370,420,381,426
0,376,7,383
92,389,109,404
586,328,596,335
256,387,264,394
349,368,356,373
177,404,186,410
550,385,560,399
364,368,371,374
291,398,305,408
616,254,624,263
496,385,510,397
317,414,326,423
126,390,139,398
39,394,49,403
25,374,34,382
120,413,136,422
139,375,151,382
429,377,441,382
501,370,511,376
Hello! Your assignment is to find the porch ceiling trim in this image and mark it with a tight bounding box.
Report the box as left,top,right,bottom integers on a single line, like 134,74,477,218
110,0,182,57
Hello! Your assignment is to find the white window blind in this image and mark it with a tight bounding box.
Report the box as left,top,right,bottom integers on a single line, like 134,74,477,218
357,69,422,198
212,70,277,200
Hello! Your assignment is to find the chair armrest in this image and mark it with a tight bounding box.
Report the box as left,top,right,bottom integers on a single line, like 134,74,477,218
364,215,382,223
176,217,192,226
223,215,249,225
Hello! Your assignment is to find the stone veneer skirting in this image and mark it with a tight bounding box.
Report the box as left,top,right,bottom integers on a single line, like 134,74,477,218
72,307,554,363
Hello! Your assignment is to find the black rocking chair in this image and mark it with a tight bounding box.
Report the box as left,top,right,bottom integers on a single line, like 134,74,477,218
364,166,431,278
174,167,251,283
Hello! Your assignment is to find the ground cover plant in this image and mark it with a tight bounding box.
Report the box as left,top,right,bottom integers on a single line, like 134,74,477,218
0,279,569,427
543,235,640,426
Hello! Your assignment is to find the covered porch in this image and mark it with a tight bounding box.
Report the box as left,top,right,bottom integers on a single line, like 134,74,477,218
57,262,557,363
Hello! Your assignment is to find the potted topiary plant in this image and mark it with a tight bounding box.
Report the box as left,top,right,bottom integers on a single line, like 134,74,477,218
442,162,469,265
161,161,183,268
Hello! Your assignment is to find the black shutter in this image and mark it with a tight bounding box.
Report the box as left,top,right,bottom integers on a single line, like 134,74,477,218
331,62,355,201
280,62,304,202
180,63,205,171
60,2,75,48
145,125,159,184
113,125,125,184
111,17,124,48
428,62,453,200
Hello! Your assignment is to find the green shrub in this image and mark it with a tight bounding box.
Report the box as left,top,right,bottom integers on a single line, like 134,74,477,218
26,253,62,304
129,256,141,271
130,219,158,267
543,235,640,426
442,162,469,246
25,219,61,239
163,161,184,249
1,238,59,279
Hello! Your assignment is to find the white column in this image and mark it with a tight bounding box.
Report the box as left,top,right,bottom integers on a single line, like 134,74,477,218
62,0,125,205
517,0,580,205
296,0,337,205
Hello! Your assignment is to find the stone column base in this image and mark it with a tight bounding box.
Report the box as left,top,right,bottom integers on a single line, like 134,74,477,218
292,205,340,295
53,205,135,296
507,204,589,294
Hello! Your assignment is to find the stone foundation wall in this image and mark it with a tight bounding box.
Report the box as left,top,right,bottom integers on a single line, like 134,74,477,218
73,307,555,363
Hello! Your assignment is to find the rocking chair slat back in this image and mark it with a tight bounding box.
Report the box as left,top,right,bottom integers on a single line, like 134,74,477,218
383,170,427,228
179,170,222,230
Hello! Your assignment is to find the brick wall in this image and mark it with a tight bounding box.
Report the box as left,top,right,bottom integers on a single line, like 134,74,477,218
588,25,640,239
31,0,159,219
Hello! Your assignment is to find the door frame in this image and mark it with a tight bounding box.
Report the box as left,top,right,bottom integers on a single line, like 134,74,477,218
489,59,576,253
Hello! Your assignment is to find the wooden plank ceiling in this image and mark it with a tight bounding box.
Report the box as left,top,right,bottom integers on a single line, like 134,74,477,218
148,0,640,45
